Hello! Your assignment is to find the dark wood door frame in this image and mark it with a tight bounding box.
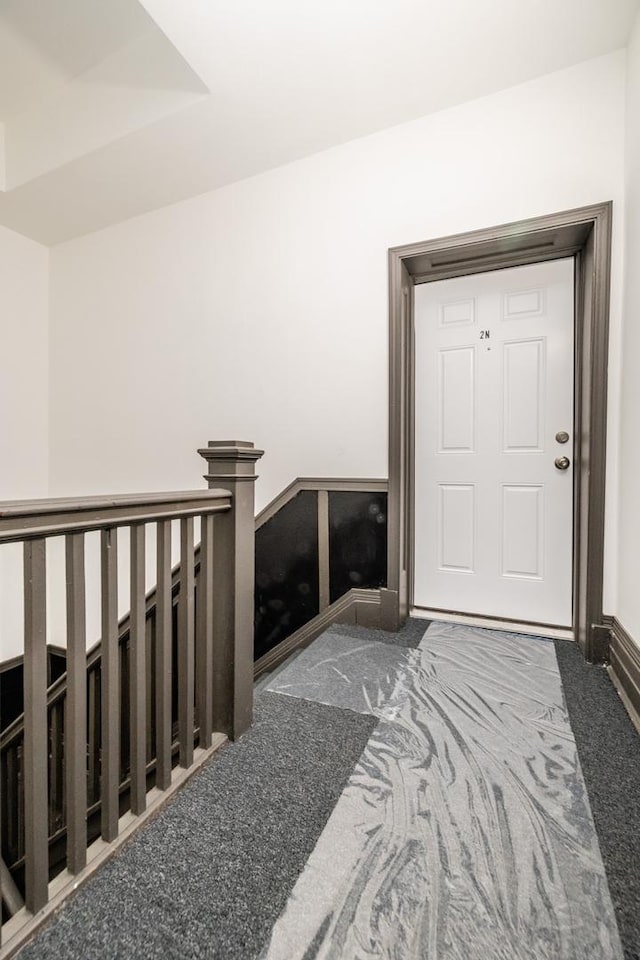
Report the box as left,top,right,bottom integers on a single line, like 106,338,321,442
385,202,613,662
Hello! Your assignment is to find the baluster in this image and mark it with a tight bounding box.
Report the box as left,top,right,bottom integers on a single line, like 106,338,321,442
49,704,63,835
23,538,48,913
87,667,99,806
100,528,119,842
197,514,215,749
129,524,146,814
155,520,172,788
11,745,23,866
317,490,330,611
145,615,154,767
0,859,24,918
178,518,195,767
65,532,87,873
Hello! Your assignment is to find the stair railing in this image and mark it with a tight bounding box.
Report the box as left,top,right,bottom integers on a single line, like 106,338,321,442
0,441,263,957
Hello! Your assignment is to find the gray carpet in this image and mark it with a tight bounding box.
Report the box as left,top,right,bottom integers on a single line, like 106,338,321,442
263,623,622,960
19,693,376,960
17,627,639,960
555,640,640,960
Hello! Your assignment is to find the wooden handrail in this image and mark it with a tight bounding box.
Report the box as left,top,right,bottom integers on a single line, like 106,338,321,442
0,466,384,945
0,502,220,752
0,489,232,542
0,442,263,957
2,478,389,749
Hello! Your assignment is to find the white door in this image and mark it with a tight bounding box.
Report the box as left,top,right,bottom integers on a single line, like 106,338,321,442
413,259,574,627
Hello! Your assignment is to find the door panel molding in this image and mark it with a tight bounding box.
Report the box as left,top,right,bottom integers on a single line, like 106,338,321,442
387,202,613,661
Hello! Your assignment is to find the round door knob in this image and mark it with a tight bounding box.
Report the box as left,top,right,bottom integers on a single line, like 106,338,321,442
555,456,570,471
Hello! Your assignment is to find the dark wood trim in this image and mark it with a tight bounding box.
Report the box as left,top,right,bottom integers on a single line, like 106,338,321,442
0,646,67,675
387,260,412,624
379,587,400,632
253,588,383,678
388,203,613,662
579,206,613,659
609,618,640,734
46,644,67,662
0,654,25,675
256,477,388,529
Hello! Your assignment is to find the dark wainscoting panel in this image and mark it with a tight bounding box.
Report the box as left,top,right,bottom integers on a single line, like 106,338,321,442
255,491,320,660
1,663,24,731
328,492,387,604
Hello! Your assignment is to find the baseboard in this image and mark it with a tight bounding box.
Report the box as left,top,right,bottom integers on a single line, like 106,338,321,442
608,617,640,735
379,588,400,632
253,588,382,678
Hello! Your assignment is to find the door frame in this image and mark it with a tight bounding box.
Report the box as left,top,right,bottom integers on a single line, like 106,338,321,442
385,202,613,661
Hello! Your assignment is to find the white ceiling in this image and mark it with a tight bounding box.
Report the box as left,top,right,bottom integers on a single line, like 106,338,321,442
0,0,152,119
0,0,207,194
0,0,637,245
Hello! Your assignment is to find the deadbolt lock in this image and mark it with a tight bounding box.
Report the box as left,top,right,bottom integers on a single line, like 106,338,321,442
555,431,570,444
554,456,570,471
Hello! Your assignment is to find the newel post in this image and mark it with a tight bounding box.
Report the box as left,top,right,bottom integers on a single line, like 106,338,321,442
198,440,264,740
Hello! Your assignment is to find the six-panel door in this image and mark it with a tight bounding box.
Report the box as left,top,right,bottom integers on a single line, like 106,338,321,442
413,259,574,627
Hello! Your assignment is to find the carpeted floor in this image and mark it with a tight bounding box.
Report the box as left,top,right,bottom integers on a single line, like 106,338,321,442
555,640,640,960
19,693,376,960
16,622,640,960
263,622,622,959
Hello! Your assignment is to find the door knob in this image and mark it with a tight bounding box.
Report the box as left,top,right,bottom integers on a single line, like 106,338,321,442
554,456,570,471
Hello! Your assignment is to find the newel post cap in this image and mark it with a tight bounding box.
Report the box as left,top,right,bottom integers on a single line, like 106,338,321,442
198,440,264,484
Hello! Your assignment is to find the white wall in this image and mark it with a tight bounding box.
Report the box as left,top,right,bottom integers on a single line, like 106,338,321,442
618,10,640,645
0,224,49,658
0,121,5,191
48,51,626,634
